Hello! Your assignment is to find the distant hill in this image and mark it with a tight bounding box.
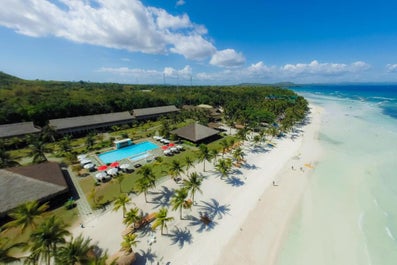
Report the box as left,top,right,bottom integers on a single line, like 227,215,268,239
237,82,297,87
0,71,23,85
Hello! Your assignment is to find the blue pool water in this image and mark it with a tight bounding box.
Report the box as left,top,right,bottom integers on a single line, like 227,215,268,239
98,141,158,164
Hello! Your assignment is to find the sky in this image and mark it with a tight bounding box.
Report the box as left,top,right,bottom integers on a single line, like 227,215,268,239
1,0,397,85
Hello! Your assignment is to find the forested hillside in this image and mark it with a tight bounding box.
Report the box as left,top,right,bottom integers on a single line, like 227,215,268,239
0,72,308,128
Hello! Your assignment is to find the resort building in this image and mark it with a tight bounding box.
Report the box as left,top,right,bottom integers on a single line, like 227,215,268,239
49,111,134,135
132,105,180,120
0,162,70,217
0,121,41,139
171,122,220,144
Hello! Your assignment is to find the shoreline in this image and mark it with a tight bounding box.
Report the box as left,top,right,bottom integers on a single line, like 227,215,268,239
216,104,323,265
70,104,324,265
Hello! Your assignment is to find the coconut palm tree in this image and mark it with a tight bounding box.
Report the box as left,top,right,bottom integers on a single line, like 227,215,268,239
27,135,49,163
0,237,26,264
171,188,189,220
120,233,139,253
57,135,72,155
152,208,174,235
198,144,212,172
55,235,94,264
28,216,70,265
137,165,156,188
169,160,184,182
184,156,194,173
123,207,141,227
112,194,131,218
135,177,152,203
2,200,49,233
85,132,96,151
215,158,233,180
232,147,245,163
183,172,203,204
219,138,229,156
0,148,20,168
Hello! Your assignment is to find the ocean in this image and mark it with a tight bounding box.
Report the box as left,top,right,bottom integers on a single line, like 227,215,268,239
275,85,397,265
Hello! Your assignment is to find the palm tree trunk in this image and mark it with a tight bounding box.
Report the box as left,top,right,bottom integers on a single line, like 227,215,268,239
180,207,183,220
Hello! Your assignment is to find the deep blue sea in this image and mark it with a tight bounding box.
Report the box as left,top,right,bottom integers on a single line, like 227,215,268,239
275,85,397,265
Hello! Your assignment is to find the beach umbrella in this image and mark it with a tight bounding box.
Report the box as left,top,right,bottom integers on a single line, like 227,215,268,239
95,172,107,180
176,145,184,150
170,147,178,152
107,168,118,175
168,143,175,147
77,154,87,160
120,164,130,170
97,165,108,171
80,158,91,165
110,161,120,168
161,145,168,150
83,163,95,169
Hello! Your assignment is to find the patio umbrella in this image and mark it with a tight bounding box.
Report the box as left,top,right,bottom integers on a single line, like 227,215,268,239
80,158,91,165
97,165,108,171
83,163,95,169
120,164,130,170
77,154,87,160
176,145,184,150
95,172,107,180
161,145,168,150
110,161,120,168
168,143,175,147
107,168,118,175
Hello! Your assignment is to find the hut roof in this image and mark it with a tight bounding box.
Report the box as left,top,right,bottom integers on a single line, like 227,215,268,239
49,111,133,130
0,162,68,216
171,123,219,142
0,122,40,138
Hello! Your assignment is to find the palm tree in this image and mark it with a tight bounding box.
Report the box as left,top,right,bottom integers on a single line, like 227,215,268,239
123,207,141,227
183,172,203,204
27,135,49,163
210,149,219,164
41,124,57,143
57,135,72,155
112,194,131,218
171,188,189,220
2,200,49,233
85,132,96,151
120,233,139,253
28,216,70,265
232,147,245,163
169,160,184,181
0,237,26,264
220,138,229,156
56,235,94,265
135,177,152,203
152,208,174,235
215,158,233,179
138,165,156,188
198,144,212,172
184,156,194,173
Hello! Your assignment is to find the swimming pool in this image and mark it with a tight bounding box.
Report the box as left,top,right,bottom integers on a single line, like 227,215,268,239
98,141,158,164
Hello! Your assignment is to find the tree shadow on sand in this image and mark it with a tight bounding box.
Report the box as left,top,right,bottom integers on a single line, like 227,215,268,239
187,214,218,233
199,198,231,220
225,176,245,187
167,226,193,248
249,145,270,154
134,248,157,265
151,186,174,209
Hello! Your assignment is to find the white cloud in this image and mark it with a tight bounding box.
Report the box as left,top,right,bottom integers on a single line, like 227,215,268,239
0,0,220,60
210,49,246,68
163,65,192,77
281,60,370,75
386,64,397,73
176,0,186,6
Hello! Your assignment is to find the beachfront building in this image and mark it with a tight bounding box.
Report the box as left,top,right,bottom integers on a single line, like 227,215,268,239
0,121,41,139
171,122,220,144
49,111,134,135
132,105,180,120
0,162,71,217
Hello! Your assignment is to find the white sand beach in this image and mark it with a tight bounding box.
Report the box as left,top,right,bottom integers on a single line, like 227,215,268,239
70,104,323,265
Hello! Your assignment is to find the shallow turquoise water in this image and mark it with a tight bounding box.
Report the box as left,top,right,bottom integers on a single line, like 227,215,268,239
275,90,397,265
98,141,158,164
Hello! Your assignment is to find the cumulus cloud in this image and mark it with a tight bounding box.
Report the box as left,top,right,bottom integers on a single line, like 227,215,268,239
0,0,220,60
163,65,192,77
386,64,397,73
210,49,246,68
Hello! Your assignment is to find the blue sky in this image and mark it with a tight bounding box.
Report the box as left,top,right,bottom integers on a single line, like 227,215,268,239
1,0,397,85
